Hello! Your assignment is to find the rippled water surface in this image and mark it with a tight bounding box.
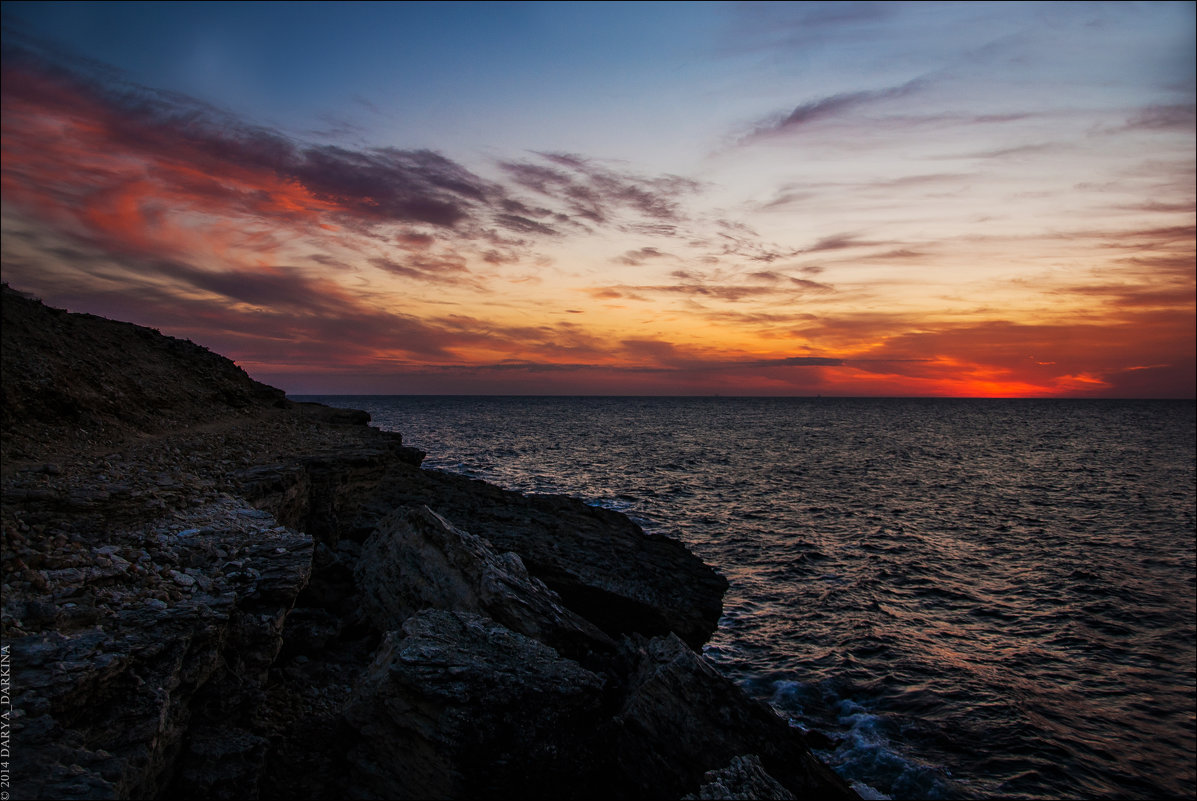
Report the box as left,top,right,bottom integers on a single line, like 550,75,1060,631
296,396,1196,800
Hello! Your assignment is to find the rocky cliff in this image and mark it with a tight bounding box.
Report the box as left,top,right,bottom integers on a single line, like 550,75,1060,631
0,284,857,800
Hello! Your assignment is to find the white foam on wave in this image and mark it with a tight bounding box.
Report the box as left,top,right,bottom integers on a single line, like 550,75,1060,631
768,680,955,801
850,780,892,800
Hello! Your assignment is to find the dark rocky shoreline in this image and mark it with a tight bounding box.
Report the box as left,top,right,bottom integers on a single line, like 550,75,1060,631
1,284,858,800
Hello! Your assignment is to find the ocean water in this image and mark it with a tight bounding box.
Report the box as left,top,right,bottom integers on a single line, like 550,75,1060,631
294,396,1197,800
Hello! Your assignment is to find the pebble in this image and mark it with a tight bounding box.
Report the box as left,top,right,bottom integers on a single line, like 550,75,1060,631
170,570,196,588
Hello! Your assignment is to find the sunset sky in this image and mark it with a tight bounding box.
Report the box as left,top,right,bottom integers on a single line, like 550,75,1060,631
2,1,1193,397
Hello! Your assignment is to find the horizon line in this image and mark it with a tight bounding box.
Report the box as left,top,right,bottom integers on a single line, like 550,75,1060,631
286,393,1197,401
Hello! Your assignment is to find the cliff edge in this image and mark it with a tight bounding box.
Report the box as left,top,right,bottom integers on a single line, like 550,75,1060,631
0,284,857,800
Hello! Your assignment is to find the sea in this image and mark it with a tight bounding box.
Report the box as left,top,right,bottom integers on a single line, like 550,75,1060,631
293,396,1196,800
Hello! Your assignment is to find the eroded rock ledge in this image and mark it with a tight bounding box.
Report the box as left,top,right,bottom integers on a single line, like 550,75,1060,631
1,285,856,800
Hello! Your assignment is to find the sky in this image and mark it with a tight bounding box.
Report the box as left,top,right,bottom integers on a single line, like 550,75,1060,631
1,1,1194,397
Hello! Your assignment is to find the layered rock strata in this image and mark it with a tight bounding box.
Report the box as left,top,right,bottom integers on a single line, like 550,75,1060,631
1,285,857,800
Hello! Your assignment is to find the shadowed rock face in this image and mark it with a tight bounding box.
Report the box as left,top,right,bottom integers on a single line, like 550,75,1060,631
354,505,616,661
1,285,857,801
344,609,608,800
327,463,730,649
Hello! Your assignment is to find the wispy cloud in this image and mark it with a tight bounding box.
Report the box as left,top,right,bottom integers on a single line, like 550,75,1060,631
615,247,675,266
1124,103,1196,132
588,271,834,304
498,152,702,229
738,78,927,145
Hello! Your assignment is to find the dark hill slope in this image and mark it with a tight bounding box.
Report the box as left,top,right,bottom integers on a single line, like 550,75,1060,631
2,283,286,454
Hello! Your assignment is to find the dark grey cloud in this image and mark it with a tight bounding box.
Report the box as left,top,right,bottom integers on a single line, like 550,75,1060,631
704,228,800,264
494,214,560,236
857,248,926,261
306,253,352,269
369,255,474,285
1115,200,1196,214
943,142,1061,160
875,172,972,189
747,356,845,367
803,233,885,253
760,189,818,210
405,351,856,379
114,257,465,362
591,271,833,303
616,247,674,266
498,152,702,229
743,77,925,142
289,146,492,226
695,309,820,327
147,258,347,314
1125,103,1196,131
1094,224,1196,250
721,1,895,53
780,81,923,128
1061,283,1195,309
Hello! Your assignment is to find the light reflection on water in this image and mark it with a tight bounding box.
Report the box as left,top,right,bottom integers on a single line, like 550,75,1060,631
295,396,1196,801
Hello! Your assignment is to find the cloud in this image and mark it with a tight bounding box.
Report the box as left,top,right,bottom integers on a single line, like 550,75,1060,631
2,43,711,278
741,77,925,143
694,225,802,264
147,259,350,313
721,1,897,54
856,248,926,261
802,233,884,253
616,247,674,266
493,213,559,236
498,152,702,228
1098,224,1195,249
779,81,924,129
589,272,834,303
944,142,1062,161
1125,103,1196,131
287,145,492,226
5,252,473,365
368,254,475,285
0,52,504,275
748,356,845,367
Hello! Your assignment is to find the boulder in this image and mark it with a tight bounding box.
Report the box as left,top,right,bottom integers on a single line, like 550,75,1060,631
608,633,858,800
354,505,614,660
683,754,797,801
347,465,728,649
343,609,607,800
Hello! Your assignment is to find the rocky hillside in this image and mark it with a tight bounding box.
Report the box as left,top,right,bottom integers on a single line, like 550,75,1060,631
1,284,290,455
0,285,858,800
